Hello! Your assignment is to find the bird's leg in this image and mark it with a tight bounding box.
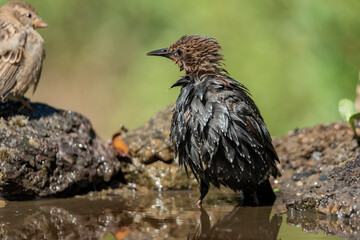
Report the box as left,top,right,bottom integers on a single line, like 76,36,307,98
256,179,276,206
196,179,209,206
243,179,276,206
242,188,260,206
16,96,33,112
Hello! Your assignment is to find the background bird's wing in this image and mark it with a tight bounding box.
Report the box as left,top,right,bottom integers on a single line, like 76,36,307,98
0,21,26,99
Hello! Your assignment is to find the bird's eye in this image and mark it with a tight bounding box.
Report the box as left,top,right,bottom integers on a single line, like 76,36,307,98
26,13,32,18
176,49,183,56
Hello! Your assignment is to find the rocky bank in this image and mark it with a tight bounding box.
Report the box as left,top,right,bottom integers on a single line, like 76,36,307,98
0,100,123,200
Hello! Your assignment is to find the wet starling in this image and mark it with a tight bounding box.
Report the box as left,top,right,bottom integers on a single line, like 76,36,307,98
147,35,281,206
0,1,47,105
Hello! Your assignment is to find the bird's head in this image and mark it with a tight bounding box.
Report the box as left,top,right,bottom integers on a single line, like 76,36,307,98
147,35,225,76
3,1,47,29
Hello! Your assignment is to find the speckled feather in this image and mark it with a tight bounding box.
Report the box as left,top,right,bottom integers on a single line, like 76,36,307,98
0,1,45,101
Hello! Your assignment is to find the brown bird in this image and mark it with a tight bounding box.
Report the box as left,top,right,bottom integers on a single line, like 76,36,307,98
148,35,281,206
0,1,47,106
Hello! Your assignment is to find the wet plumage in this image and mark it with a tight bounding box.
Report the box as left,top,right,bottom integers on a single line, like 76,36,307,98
148,35,280,205
0,1,47,104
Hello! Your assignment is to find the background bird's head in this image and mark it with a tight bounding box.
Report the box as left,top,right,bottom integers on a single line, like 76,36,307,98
2,1,47,29
147,35,225,76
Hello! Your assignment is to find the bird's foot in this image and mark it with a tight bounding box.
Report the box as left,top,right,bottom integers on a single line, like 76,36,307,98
197,179,209,207
196,199,203,208
16,97,33,112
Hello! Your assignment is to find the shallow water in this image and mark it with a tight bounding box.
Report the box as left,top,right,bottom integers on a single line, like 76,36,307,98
0,189,343,240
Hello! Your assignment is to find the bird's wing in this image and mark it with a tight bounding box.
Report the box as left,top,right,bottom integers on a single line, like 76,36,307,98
0,20,26,99
198,76,279,179
223,81,280,178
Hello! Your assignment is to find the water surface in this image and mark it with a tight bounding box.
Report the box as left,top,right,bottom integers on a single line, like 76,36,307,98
0,189,343,239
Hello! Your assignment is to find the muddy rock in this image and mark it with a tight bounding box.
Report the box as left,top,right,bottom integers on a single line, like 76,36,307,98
0,100,122,200
274,122,360,218
119,106,197,190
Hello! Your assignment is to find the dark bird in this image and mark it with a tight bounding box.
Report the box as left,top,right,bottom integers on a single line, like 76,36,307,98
0,1,47,107
147,35,281,206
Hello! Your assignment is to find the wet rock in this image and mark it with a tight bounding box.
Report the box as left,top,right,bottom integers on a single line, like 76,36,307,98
292,172,313,181
122,106,174,165
119,106,197,190
294,157,360,218
319,175,327,181
0,101,122,200
274,122,360,218
123,159,198,190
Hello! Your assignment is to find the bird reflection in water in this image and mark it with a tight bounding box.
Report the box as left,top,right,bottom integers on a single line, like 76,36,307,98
189,205,282,240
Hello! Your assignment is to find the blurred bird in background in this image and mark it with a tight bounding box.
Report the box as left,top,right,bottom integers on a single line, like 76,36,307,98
148,35,281,206
0,1,47,108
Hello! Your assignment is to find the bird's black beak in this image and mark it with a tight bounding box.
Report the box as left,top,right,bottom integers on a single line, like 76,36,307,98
147,48,173,59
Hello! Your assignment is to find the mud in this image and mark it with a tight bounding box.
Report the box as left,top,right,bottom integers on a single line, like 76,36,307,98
273,122,360,239
274,123,360,218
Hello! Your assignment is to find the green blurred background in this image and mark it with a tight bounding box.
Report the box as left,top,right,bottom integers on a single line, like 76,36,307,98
8,0,360,139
